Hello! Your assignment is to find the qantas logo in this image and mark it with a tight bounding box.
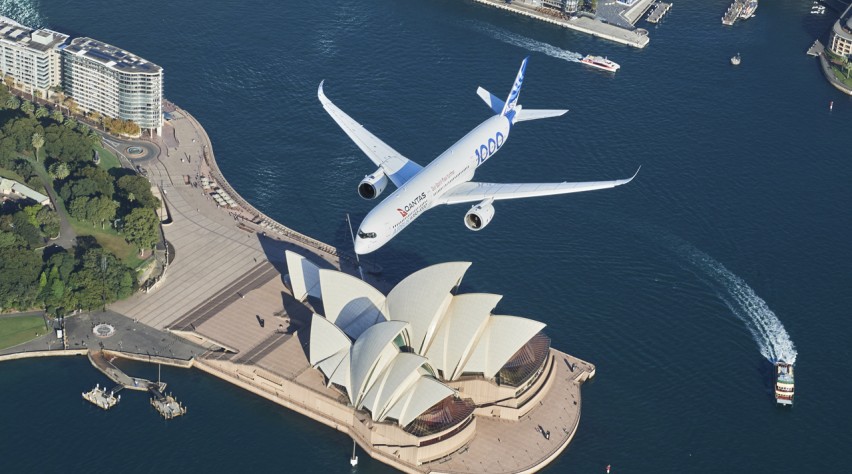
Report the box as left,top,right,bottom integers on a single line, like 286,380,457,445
397,192,427,218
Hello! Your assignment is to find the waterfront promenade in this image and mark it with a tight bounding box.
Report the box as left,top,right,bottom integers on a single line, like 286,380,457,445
472,0,650,49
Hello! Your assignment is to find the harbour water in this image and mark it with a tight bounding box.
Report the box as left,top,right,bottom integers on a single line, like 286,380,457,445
2,0,851,472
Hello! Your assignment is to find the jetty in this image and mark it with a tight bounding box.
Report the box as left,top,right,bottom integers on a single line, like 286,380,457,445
722,0,744,25
647,2,673,24
150,386,187,419
82,383,120,410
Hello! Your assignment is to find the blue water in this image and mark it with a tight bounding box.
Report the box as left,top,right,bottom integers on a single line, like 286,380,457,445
2,0,852,472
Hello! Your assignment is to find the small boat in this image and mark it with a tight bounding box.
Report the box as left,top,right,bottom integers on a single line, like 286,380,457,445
730,53,741,65
580,55,620,73
740,0,758,19
775,361,794,406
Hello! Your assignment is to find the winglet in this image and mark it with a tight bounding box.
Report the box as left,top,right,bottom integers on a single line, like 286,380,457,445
501,56,529,117
318,80,326,101
629,165,642,182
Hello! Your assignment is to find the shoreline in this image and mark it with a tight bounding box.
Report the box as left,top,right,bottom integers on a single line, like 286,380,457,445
471,0,650,49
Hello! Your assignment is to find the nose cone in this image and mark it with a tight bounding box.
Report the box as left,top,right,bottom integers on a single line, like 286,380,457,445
354,236,369,255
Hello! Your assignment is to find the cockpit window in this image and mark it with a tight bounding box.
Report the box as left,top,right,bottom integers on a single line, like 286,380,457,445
358,230,377,239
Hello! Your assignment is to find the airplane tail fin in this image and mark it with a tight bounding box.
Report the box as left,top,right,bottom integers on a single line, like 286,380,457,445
500,56,528,118
480,57,567,123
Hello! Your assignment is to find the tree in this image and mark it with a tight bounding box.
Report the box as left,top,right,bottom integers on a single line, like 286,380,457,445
20,100,34,117
48,161,70,180
68,196,91,222
68,246,136,310
63,97,79,115
89,195,118,229
50,108,64,124
34,106,48,119
0,240,41,310
32,132,44,162
5,95,19,110
117,175,159,210
123,207,159,255
35,206,59,238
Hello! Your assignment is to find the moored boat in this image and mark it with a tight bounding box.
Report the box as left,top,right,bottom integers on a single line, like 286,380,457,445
775,361,794,406
580,55,620,73
740,0,758,19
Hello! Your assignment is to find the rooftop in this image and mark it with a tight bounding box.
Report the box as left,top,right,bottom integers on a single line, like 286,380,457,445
0,19,68,53
64,37,162,74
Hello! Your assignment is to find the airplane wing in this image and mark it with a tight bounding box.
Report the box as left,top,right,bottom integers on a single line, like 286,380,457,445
318,81,423,187
435,167,640,205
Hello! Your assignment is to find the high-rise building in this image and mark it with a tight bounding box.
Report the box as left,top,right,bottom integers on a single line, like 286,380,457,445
829,5,852,58
62,37,163,135
0,18,68,98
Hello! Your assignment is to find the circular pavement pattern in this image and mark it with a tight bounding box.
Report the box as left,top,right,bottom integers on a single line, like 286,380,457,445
92,323,116,338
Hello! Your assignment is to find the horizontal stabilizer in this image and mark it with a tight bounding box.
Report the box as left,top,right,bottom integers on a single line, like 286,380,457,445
476,87,505,115
514,109,569,122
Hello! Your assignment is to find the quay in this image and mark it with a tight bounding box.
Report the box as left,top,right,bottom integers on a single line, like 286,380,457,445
470,0,650,49
647,2,673,24
722,0,744,25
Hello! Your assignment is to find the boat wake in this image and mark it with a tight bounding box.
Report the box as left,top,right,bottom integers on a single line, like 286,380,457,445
670,238,798,365
0,0,44,28
469,22,582,63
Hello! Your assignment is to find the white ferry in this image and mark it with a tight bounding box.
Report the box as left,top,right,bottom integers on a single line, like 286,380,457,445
580,55,620,73
775,361,794,406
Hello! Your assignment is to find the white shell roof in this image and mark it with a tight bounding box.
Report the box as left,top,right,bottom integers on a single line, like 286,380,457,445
292,251,550,430
360,352,428,419
463,315,546,378
285,250,321,301
319,269,386,339
349,320,409,406
424,293,502,381
384,377,455,427
309,313,352,366
386,262,471,354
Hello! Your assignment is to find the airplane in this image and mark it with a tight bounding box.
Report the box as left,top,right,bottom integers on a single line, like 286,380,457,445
318,57,639,255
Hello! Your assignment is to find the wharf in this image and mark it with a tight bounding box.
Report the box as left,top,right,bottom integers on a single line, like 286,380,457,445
87,349,163,391
150,386,187,419
471,0,650,49
807,39,824,57
647,2,673,24
722,0,744,25
82,383,120,410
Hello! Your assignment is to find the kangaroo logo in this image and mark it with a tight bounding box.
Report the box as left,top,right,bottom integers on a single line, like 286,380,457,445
397,208,408,218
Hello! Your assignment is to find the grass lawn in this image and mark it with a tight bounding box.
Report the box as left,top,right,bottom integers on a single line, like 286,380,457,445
0,166,28,183
94,144,121,170
0,315,47,350
831,67,852,88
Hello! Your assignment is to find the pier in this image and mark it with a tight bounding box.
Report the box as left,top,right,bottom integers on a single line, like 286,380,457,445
647,2,673,24
722,0,744,25
82,383,120,410
150,386,187,419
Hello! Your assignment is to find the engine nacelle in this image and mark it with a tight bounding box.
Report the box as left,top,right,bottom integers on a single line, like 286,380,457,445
464,199,495,231
358,170,389,200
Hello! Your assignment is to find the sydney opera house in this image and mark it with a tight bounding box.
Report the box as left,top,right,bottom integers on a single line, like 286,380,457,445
285,250,595,470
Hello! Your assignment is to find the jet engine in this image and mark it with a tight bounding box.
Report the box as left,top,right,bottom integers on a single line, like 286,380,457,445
358,170,389,200
464,199,495,231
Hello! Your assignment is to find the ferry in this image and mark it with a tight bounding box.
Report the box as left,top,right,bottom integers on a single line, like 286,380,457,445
740,0,758,19
580,55,620,73
775,361,794,406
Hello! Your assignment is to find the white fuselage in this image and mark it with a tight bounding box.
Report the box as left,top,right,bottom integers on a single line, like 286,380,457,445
354,114,511,254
